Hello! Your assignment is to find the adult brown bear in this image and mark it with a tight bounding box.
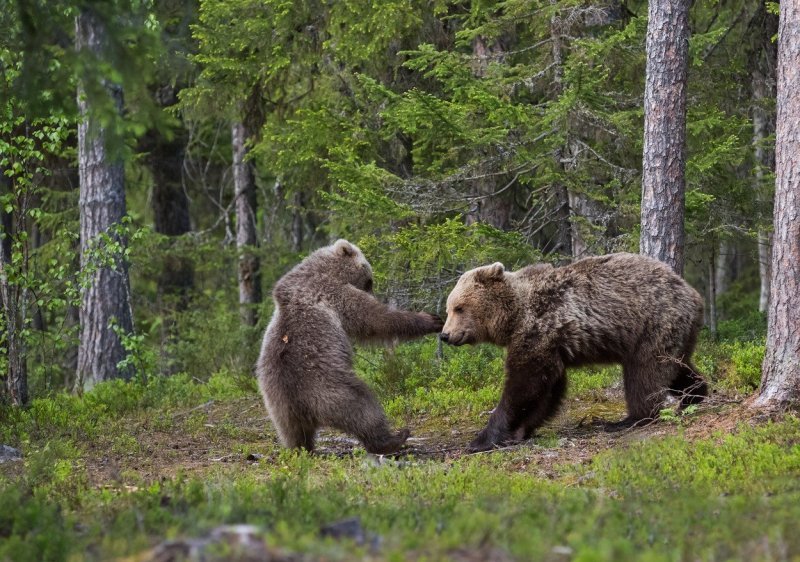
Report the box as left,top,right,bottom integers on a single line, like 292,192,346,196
440,253,707,452
257,239,443,454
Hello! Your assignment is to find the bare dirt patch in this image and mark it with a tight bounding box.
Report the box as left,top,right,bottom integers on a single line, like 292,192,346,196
79,389,754,489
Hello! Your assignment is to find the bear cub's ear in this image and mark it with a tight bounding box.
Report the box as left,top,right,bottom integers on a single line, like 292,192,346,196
333,239,356,257
476,262,505,284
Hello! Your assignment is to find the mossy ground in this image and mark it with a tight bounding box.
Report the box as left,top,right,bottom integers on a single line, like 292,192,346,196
1,339,798,561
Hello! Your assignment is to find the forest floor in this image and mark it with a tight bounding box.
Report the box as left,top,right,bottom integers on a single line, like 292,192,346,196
79,388,753,488
2,353,799,562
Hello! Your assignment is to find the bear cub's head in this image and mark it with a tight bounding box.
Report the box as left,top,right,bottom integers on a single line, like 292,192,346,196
441,262,509,346
327,239,374,293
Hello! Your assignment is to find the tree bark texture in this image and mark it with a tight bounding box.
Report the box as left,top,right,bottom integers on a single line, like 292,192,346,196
232,121,261,327
757,1,800,406
75,8,134,391
639,0,690,276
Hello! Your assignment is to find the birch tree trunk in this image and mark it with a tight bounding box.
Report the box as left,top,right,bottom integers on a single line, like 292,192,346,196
757,1,800,406
231,121,261,327
639,0,690,276
75,7,134,390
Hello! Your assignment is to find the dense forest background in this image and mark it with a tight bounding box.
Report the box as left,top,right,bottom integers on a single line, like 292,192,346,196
0,0,782,400
4,2,800,561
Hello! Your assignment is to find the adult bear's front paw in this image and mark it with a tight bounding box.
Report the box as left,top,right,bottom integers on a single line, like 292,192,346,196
466,427,509,453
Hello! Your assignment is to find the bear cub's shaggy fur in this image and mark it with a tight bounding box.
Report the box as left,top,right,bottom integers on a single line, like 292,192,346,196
440,253,707,452
257,239,443,454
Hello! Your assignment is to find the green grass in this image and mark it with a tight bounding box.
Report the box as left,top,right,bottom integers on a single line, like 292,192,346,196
2,338,797,561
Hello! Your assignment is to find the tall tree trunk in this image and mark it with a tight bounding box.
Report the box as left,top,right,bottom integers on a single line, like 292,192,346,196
231,121,261,327
0,172,28,406
146,86,194,373
149,86,194,312
757,1,800,407
75,7,134,391
291,190,304,253
706,246,718,337
715,239,737,299
465,35,514,231
639,0,690,275
752,6,779,314
549,5,573,258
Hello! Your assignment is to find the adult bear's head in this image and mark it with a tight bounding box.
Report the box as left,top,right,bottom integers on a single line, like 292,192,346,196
441,262,516,346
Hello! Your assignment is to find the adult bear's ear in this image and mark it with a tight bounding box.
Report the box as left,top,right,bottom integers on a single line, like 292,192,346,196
333,239,356,257
476,262,505,284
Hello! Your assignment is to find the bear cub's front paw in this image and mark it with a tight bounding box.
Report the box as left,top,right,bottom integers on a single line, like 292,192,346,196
420,312,445,333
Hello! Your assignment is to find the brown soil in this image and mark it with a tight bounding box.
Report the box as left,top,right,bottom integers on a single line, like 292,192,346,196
76,388,759,489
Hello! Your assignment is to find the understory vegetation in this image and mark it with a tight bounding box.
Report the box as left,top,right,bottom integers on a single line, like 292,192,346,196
3,323,797,561
2,0,797,560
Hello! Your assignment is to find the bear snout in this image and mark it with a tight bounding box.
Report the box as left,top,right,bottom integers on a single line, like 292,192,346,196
440,331,469,346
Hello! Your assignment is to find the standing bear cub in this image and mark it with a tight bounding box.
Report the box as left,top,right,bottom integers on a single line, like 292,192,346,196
441,253,707,452
257,239,443,454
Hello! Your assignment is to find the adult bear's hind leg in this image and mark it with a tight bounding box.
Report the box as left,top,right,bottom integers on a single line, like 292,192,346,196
610,355,669,430
669,361,708,408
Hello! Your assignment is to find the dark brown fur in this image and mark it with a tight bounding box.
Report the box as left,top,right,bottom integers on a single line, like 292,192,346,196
440,253,707,452
257,239,443,454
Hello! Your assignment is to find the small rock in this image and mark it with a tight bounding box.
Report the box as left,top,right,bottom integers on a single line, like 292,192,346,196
245,453,263,461
145,524,300,562
0,445,22,463
319,516,381,550
319,517,366,543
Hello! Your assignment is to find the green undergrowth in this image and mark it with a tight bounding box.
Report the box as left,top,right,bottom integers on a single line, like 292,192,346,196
2,412,800,561
0,370,256,446
1,331,786,561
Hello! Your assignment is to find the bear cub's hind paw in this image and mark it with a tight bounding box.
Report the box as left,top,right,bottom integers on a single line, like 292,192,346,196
365,428,411,455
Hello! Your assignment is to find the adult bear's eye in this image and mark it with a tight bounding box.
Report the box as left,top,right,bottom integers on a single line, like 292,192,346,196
454,306,463,313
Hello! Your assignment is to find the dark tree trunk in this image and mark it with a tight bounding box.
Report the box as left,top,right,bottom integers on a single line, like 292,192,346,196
0,172,28,406
465,35,514,231
706,246,718,337
639,0,690,276
549,5,573,258
232,121,261,327
148,86,194,312
757,1,800,406
75,7,134,390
